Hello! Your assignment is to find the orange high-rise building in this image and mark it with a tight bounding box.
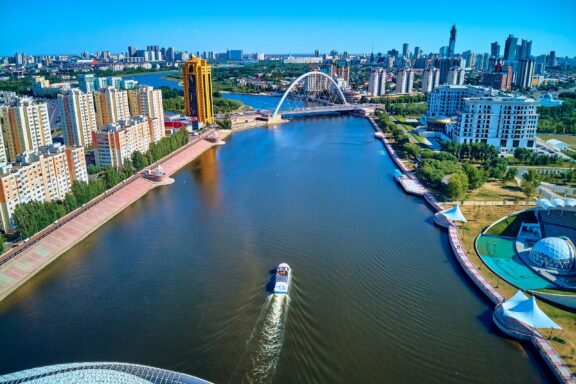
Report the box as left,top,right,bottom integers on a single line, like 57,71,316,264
182,57,214,125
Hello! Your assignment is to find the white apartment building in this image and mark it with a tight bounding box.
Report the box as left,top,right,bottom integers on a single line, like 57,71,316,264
304,72,330,93
58,89,98,147
395,68,414,94
368,68,386,97
0,144,88,232
0,97,52,162
426,85,498,119
447,67,465,86
128,85,165,128
447,96,539,153
421,67,440,93
93,87,130,127
93,115,163,169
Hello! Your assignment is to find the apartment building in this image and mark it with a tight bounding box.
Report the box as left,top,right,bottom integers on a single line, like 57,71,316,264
368,68,386,97
92,115,163,168
58,89,98,147
127,85,164,128
0,97,52,162
93,87,130,127
426,85,497,119
447,96,539,153
0,144,88,232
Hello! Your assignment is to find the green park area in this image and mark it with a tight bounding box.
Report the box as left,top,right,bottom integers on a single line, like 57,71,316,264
458,206,576,366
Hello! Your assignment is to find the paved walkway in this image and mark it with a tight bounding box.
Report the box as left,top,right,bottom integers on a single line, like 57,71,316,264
0,130,230,302
442,200,535,206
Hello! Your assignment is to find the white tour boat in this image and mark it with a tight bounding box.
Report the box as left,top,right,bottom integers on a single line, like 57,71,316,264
273,263,291,294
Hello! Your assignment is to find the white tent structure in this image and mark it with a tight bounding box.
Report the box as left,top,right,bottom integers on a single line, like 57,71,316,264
439,205,467,223
502,291,561,329
552,198,566,208
536,198,554,210
565,198,576,207
502,290,529,310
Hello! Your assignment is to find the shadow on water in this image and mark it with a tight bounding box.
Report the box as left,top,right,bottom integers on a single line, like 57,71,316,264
266,269,276,294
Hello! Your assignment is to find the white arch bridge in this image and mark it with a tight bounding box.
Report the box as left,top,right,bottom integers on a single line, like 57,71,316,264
271,71,374,119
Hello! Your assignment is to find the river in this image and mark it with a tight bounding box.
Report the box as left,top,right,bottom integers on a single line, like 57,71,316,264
121,71,285,111
0,73,550,383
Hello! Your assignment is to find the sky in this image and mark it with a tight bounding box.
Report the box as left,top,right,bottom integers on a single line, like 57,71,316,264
2,0,575,57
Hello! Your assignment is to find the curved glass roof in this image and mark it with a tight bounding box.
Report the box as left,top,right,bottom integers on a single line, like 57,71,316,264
0,362,211,384
532,237,574,261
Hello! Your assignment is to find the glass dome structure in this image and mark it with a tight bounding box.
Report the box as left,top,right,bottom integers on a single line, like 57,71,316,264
529,237,575,272
0,362,211,384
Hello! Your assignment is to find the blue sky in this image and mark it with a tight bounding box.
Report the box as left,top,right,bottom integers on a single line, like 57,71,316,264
2,0,575,56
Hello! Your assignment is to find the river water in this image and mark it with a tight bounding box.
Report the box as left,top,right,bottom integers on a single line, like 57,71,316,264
0,74,550,383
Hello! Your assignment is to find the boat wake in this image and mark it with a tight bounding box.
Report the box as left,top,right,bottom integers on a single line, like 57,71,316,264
241,294,290,383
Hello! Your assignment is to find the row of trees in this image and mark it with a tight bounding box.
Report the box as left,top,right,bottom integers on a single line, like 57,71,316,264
513,147,562,166
440,141,499,162
12,131,189,238
13,167,130,238
131,130,189,170
537,93,576,134
213,98,242,113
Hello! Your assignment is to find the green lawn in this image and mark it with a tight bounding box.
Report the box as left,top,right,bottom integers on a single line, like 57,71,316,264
539,134,576,149
410,133,426,144
485,210,538,236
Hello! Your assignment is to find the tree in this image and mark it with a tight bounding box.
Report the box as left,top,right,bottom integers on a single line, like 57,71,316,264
446,172,469,201
403,143,421,159
216,118,232,130
521,179,537,200
485,157,509,180
506,167,518,181
123,158,134,176
462,164,487,190
87,164,102,175
63,193,79,212
102,167,126,189
523,169,541,185
0,236,3,254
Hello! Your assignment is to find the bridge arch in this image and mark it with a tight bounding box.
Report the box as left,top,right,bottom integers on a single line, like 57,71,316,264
272,71,348,118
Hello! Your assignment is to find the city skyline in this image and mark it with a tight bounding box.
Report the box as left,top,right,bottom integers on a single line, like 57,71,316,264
2,0,576,56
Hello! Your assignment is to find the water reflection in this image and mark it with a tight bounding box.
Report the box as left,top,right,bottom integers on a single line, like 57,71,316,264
191,149,221,209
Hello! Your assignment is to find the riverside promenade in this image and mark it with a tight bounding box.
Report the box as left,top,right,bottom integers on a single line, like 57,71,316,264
367,116,575,383
0,129,230,302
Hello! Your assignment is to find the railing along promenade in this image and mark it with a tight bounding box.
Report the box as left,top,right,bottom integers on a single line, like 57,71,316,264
367,115,575,383
0,130,212,268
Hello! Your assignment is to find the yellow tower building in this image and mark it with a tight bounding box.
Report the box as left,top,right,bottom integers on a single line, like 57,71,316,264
182,57,214,126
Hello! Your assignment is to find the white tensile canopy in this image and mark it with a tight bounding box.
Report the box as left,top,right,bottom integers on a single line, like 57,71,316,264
552,198,566,208
565,198,576,207
503,291,561,329
502,290,529,311
536,198,554,210
440,205,467,222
